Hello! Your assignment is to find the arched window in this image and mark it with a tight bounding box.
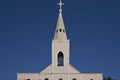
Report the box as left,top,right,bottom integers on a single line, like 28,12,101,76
25,79,30,80
72,78,77,80
58,51,64,66
59,29,62,32
56,29,58,32
63,29,65,32
45,78,49,80
59,78,63,80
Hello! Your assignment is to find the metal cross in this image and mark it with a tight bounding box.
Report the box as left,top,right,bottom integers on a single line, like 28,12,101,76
57,0,64,10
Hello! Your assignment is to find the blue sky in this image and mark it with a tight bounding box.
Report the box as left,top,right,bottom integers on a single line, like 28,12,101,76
0,0,120,80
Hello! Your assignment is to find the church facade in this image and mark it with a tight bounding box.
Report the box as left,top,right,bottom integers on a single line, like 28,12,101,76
17,0,103,80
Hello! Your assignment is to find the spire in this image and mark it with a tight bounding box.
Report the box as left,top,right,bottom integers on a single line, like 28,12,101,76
54,0,67,40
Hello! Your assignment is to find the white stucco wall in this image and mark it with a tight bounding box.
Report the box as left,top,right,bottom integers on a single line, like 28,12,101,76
17,73,103,80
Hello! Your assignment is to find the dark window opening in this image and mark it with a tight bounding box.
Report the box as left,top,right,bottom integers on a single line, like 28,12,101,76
56,29,58,32
59,29,62,32
58,51,64,66
25,79,30,80
90,79,93,80
72,78,77,80
59,78,63,80
45,78,49,80
63,29,65,32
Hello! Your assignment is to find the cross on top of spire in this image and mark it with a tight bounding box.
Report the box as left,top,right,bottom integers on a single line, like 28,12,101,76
57,0,64,13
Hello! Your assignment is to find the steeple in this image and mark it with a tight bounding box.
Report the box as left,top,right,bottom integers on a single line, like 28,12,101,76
54,0,67,40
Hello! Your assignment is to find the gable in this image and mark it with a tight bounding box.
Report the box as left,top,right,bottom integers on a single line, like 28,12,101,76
40,64,80,74
40,65,52,74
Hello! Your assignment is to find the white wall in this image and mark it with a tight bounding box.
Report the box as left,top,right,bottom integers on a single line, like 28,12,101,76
17,73,103,80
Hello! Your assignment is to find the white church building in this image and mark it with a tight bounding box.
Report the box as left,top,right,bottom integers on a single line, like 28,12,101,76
17,0,103,80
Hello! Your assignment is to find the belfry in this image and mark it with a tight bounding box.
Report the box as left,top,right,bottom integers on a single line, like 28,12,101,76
17,0,103,80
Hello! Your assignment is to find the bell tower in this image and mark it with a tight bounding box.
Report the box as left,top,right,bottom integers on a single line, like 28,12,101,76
52,0,70,73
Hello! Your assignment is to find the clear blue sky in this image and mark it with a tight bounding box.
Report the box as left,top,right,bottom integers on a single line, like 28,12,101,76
0,0,120,80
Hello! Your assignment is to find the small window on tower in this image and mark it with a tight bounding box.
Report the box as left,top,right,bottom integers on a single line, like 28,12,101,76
90,79,93,80
63,29,65,32
56,29,58,32
59,29,62,32
58,51,64,66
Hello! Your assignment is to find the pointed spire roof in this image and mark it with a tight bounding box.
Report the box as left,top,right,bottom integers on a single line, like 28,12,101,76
54,0,67,40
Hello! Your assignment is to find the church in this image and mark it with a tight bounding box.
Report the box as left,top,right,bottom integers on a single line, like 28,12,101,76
17,0,103,80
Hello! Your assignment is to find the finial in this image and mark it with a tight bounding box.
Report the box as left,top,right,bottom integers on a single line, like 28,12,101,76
57,0,64,13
